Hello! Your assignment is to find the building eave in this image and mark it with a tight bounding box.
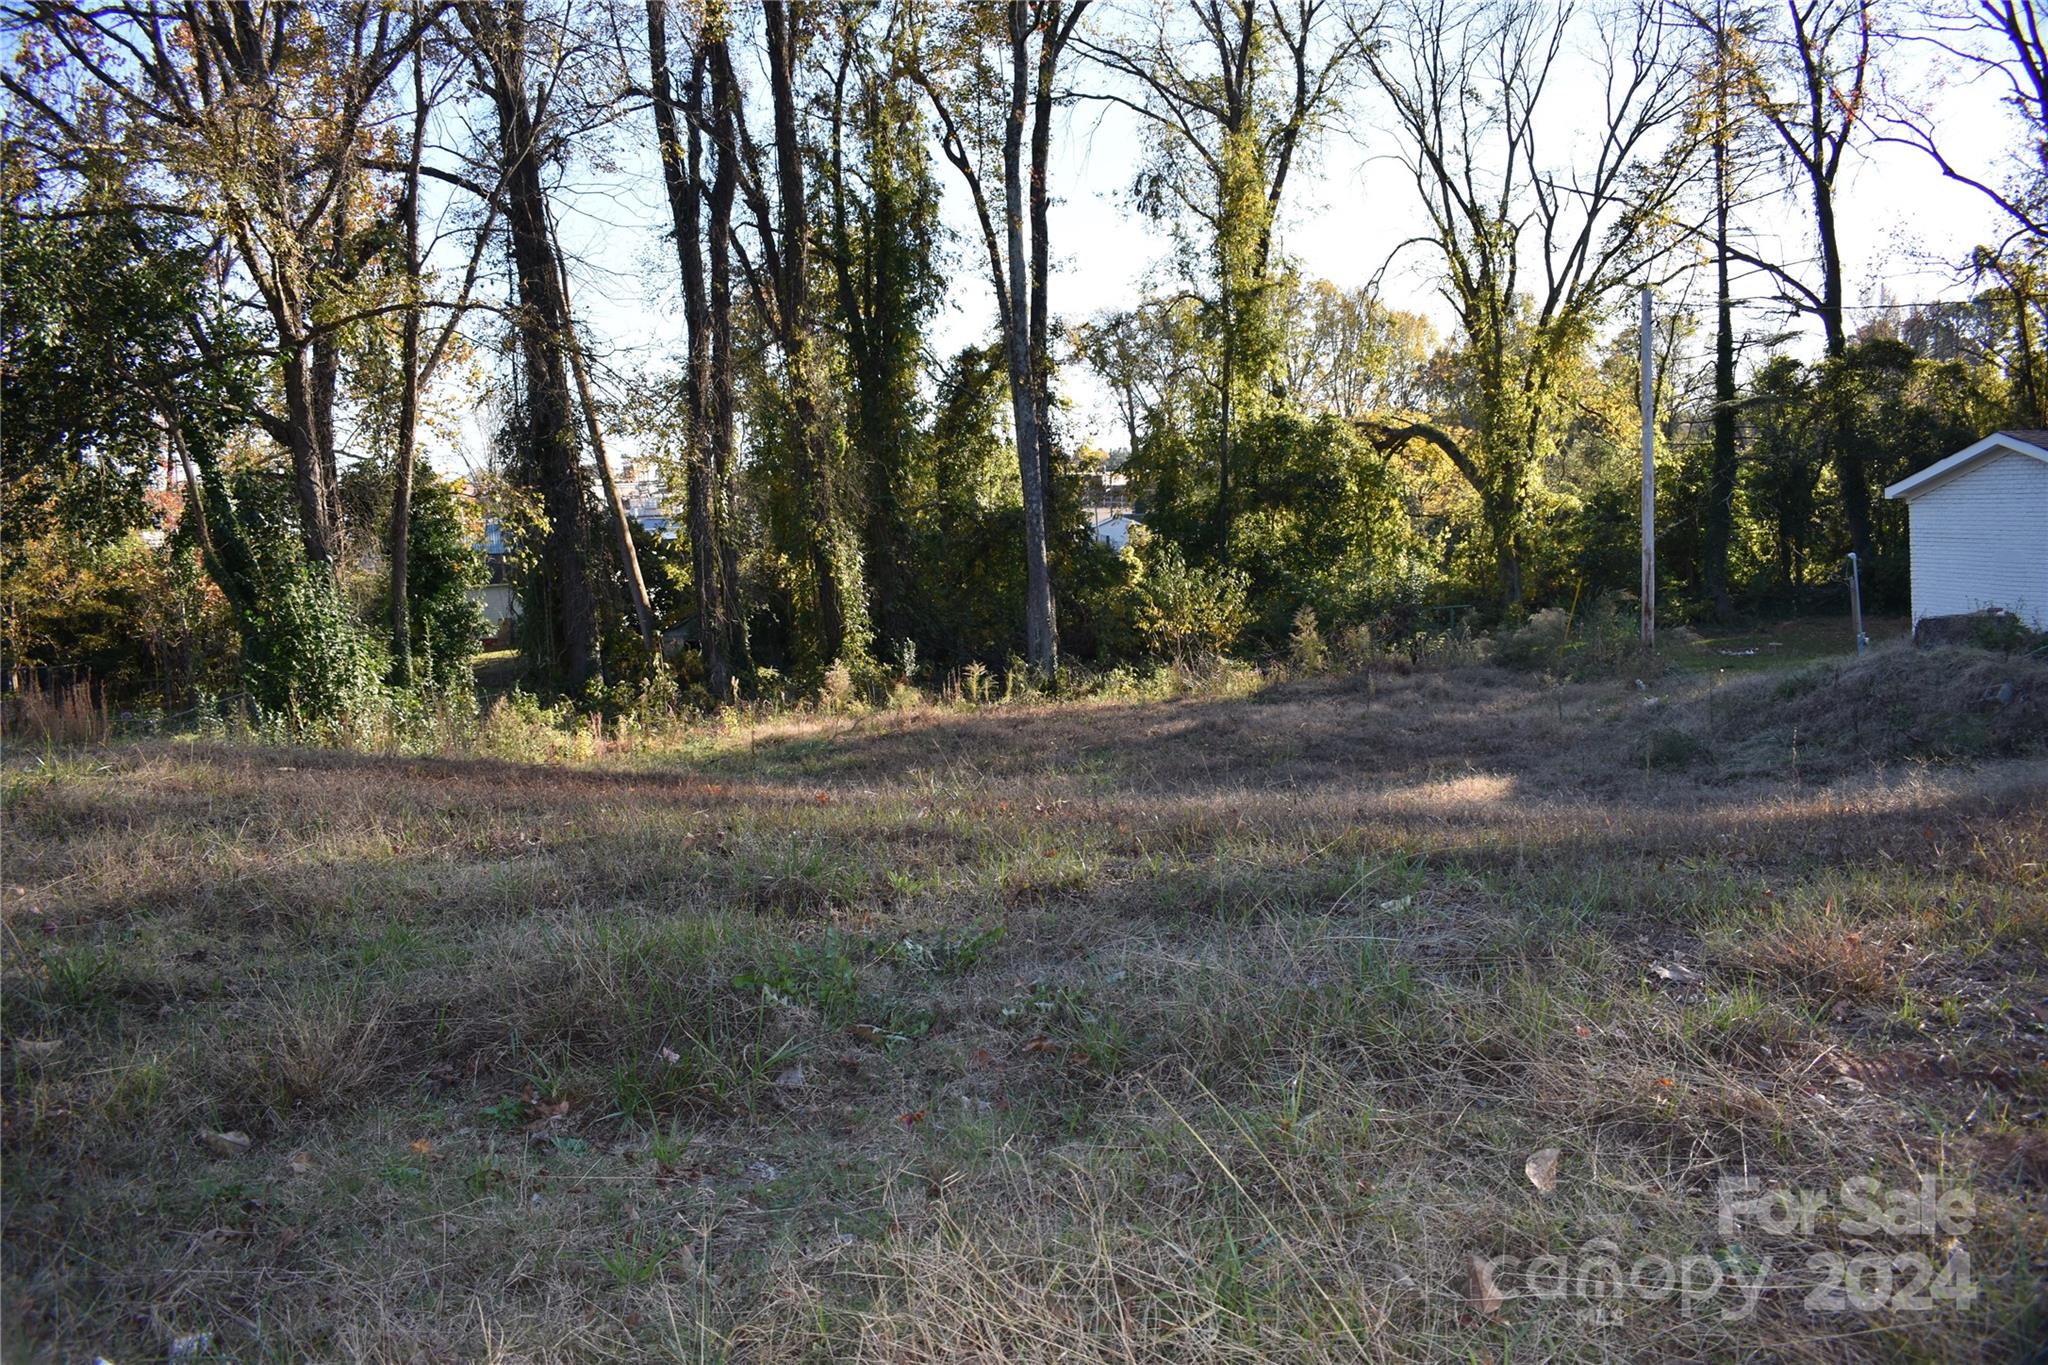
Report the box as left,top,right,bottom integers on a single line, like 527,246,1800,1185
1885,432,2048,502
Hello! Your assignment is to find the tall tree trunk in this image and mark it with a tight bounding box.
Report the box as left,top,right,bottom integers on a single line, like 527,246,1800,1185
1216,331,1234,559
1491,502,1523,609
390,32,428,685
1703,19,1739,623
708,57,750,680
1811,172,1873,568
648,0,732,701
281,337,340,565
312,333,342,541
464,0,598,692
762,1,850,665
1029,5,1060,536
828,50,913,657
2013,271,2045,426
1005,2,1057,675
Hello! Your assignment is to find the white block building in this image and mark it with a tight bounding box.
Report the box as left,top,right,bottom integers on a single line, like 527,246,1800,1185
1883,430,2048,632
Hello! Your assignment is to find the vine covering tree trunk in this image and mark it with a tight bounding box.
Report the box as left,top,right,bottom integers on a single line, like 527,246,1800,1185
648,0,739,701
460,0,600,692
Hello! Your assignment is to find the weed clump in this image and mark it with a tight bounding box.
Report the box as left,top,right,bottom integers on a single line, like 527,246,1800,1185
1493,593,1643,679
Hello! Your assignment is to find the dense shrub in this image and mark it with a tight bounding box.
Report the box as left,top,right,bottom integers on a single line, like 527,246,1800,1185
1133,541,1252,663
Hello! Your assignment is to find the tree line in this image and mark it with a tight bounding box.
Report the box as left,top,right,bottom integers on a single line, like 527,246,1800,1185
2,0,2043,725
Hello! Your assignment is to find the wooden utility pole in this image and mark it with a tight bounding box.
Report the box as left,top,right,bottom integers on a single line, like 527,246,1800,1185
1640,286,1656,649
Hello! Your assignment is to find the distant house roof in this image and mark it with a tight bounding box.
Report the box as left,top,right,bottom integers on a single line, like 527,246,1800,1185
1090,511,1139,550
1884,430,2048,502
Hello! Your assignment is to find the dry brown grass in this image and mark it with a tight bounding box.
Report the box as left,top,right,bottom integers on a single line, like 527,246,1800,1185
1734,915,1900,1007
2,673,110,746
4,655,2045,1361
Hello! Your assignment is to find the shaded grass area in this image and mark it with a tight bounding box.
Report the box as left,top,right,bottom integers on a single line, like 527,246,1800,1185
1667,614,1911,676
4,658,2046,1361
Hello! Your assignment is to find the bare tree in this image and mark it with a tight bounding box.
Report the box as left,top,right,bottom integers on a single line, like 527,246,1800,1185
1879,0,2046,242
390,15,431,685
1362,0,1700,607
1668,0,1778,620
910,1,1087,676
646,0,744,700
1734,0,1878,561
1079,0,1359,273
685,1,865,669
376,23,510,684
553,238,657,650
1879,1,2046,425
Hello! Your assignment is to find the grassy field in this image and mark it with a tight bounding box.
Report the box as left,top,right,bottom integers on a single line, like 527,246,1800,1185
1667,614,1910,676
5,645,2045,1361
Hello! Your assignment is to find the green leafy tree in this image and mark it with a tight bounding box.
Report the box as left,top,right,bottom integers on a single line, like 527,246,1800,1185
1,212,213,550
1079,0,1359,562
825,11,946,659
1,207,267,703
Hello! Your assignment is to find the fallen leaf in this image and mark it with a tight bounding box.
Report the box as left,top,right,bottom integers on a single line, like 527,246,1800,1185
1524,1147,1560,1194
523,1098,572,1132
844,1023,883,1044
410,1138,434,1155
773,1065,807,1090
199,1129,252,1158
1021,1037,1058,1054
1650,962,1701,985
16,1038,61,1059
898,1109,926,1127
1465,1252,1504,1316
286,1150,317,1175
657,1046,681,1065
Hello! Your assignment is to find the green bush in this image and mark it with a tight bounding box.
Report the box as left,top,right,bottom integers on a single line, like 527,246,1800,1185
399,468,487,693
1134,542,1252,664
244,557,385,737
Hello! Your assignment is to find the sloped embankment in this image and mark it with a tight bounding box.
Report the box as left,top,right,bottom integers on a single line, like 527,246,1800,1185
1649,644,2048,779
